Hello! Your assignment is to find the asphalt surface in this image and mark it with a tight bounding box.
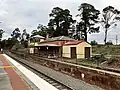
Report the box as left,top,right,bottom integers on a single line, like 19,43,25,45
0,61,13,90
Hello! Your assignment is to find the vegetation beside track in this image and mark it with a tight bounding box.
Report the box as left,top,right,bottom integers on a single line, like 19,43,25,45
6,51,120,90
92,45,120,55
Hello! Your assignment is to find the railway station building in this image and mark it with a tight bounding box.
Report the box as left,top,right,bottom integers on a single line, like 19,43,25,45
34,36,74,58
63,41,92,59
32,36,92,59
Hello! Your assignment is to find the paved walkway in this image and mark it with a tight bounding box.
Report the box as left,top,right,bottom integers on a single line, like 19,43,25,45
0,55,29,90
0,60,12,90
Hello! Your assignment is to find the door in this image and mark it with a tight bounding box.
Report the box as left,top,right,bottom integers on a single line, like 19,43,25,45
71,47,76,58
85,47,90,58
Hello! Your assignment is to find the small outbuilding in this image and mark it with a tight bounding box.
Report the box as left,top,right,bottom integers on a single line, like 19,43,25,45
62,40,92,59
29,35,45,46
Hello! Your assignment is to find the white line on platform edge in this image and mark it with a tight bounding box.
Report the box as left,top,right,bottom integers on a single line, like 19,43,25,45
3,54,58,90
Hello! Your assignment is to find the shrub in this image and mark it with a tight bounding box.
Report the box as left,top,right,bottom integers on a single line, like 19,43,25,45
107,56,118,65
91,40,98,45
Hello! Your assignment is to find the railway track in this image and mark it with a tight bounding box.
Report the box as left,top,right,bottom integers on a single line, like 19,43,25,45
6,52,120,90
10,51,120,74
29,54,120,74
6,53,73,90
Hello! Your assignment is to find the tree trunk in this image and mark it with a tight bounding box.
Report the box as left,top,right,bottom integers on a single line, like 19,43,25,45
84,32,87,42
104,28,108,44
84,21,87,42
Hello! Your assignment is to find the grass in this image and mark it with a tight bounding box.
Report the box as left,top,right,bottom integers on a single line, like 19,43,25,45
92,45,120,55
76,59,99,67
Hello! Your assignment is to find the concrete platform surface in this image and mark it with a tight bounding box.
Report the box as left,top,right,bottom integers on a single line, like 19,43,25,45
0,55,29,90
0,60,13,90
3,54,58,90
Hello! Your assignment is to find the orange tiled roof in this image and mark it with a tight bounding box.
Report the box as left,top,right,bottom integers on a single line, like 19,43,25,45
64,40,84,45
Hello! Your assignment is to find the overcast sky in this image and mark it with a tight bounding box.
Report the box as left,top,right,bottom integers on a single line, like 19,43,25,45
0,0,120,44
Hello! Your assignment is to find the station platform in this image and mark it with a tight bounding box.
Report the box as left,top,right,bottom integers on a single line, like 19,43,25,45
0,54,58,90
0,55,29,90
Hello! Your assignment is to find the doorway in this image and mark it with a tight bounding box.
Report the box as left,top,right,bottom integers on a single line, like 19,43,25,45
85,47,90,58
71,47,76,58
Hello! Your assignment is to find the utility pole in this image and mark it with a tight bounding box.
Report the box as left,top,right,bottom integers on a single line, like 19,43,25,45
116,35,118,45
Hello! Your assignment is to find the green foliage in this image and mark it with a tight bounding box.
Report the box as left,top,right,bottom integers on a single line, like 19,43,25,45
48,7,75,37
2,38,19,49
68,25,76,38
101,6,120,44
11,28,21,40
0,29,4,39
21,29,29,40
31,24,49,37
91,40,98,45
47,26,54,37
91,54,106,66
31,30,38,36
106,40,113,45
76,3,100,41
21,29,29,48
92,45,120,55
107,56,118,65
37,24,48,37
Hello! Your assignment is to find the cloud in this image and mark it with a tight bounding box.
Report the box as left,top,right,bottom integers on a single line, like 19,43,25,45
0,0,120,44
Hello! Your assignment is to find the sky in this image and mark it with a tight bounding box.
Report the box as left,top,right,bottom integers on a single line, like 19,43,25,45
0,0,120,44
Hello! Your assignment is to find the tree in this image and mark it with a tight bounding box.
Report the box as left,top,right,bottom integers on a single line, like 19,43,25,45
101,6,120,44
10,28,21,49
48,7,75,37
31,24,49,37
31,30,38,37
37,24,48,37
5,38,18,49
0,29,4,50
21,29,29,48
47,26,54,38
1,39,6,49
68,25,76,38
11,28,21,40
0,29,4,40
91,40,98,45
76,3,100,41
106,40,113,45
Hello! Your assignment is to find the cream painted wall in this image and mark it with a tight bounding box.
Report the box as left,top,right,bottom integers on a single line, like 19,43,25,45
40,39,45,42
77,44,84,59
28,38,45,46
29,42,38,46
62,45,77,58
62,42,91,59
77,42,91,59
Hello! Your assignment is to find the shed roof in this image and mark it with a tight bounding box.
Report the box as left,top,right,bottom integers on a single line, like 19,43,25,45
31,35,45,39
35,43,60,47
52,36,75,41
41,36,74,43
64,40,84,45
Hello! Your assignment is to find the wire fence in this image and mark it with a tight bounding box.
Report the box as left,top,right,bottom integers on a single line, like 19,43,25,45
11,49,106,67
35,52,90,59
